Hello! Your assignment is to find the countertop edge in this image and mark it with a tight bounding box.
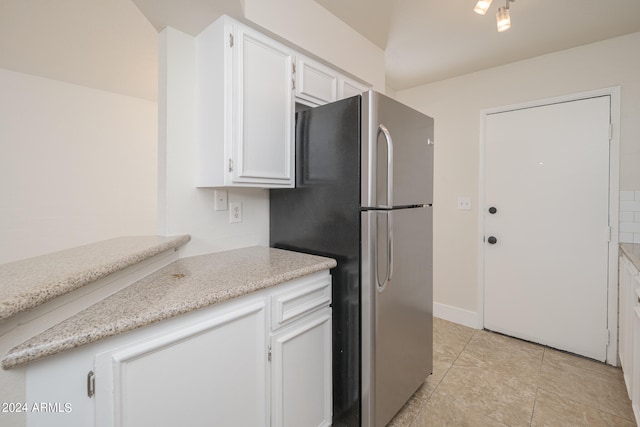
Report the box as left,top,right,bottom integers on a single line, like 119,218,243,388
0,235,191,321
1,248,336,370
620,243,640,271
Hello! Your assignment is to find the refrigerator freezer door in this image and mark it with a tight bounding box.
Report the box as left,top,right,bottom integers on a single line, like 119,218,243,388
361,206,433,427
361,91,434,208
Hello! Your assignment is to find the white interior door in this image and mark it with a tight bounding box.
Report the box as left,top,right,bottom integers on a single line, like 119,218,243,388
483,96,611,361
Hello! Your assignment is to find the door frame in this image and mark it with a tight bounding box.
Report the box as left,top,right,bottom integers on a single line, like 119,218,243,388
477,87,621,365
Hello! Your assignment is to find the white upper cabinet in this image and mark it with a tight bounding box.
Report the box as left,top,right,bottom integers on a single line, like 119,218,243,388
196,16,295,188
296,55,370,107
295,57,338,106
339,75,369,99
232,26,295,186
195,15,369,188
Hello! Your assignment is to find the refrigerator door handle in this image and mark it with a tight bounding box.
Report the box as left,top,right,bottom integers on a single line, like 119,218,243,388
376,211,394,292
377,124,393,208
388,210,394,283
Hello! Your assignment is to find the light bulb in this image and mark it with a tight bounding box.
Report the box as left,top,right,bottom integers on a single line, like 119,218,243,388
496,6,511,32
474,0,493,15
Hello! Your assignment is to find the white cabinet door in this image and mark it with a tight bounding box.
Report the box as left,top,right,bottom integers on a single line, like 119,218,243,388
271,308,332,427
620,255,636,391
196,16,294,188
295,57,338,106
231,25,294,187
633,298,640,425
95,300,268,427
338,76,368,100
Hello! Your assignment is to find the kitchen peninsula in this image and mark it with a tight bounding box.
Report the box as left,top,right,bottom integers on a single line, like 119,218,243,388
0,238,336,427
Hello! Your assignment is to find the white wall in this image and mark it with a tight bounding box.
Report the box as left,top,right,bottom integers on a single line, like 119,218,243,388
0,69,158,265
158,27,270,257
0,0,158,101
396,32,640,322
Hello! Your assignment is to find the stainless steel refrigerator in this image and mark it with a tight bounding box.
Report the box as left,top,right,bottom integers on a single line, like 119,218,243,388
270,91,433,427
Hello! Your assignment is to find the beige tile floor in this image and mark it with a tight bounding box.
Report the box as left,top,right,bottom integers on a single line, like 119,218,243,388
388,317,637,427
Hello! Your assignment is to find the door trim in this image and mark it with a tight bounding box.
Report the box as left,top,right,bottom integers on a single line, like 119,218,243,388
477,86,621,365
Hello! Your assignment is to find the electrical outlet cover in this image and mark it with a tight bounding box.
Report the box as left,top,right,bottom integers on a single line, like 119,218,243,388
229,202,242,223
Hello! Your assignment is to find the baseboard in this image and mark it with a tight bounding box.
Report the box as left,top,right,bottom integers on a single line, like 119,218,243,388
433,302,480,329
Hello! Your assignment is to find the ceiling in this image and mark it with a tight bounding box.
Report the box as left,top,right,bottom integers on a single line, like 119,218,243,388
314,0,640,90
130,0,243,35
4,0,638,101
131,0,640,92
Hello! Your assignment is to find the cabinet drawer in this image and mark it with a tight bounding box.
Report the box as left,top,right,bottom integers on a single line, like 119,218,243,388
271,272,331,329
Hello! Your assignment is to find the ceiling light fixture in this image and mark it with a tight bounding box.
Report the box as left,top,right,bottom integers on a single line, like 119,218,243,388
496,4,511,32
473,0,493,15
475,0,515,32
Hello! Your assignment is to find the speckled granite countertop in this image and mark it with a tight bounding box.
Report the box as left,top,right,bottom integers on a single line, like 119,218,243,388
620,243,640,271
0,235,191,321
1,246,336,369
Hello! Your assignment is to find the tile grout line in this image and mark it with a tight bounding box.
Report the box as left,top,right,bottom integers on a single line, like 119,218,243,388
540,347,635,423
528,347,545,426
406,327,480,427
435,327,479,385
439,327,478,384
398,327,479,427
459,329,544,427
529,386,540,426
451,328,478,365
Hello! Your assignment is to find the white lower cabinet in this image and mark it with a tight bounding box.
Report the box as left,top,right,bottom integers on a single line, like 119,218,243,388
271,308,332,427
269,272,333,427
25,271,332,427
94,301,268,427
619,251,640,426
633,300,640,423
620,255,635,391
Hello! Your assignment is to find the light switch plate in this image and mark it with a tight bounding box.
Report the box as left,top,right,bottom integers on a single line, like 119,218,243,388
214,190,228,211
457,197,471,210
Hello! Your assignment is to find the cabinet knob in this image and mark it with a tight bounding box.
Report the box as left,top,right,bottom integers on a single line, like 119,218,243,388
487,236,498,244
489,207,497,214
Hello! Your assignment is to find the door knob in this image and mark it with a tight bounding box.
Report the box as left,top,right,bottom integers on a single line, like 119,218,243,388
489,207,497,214
487,236,497,244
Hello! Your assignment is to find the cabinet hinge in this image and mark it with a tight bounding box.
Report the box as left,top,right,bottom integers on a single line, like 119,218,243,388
268,345,272,362
609,123,613,142
292,78,296,91
606,329,611,345
292,62,296,74
229,33,234,48
228,158,233,172
607,226,612,242
87,371,95,398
